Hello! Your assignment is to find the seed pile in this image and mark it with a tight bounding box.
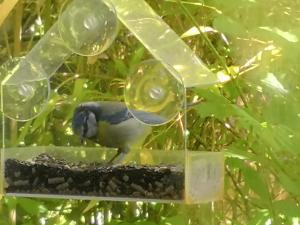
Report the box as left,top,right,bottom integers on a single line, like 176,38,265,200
5,153,184,200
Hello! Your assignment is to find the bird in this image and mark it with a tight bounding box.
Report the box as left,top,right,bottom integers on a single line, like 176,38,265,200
72,101,165,164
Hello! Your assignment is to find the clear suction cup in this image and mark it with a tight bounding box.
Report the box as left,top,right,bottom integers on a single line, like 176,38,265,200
0,58,50,121
125,59,185,126
58,0,119,56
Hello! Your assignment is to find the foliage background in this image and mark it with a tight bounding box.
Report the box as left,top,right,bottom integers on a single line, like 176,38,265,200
1,0,300,224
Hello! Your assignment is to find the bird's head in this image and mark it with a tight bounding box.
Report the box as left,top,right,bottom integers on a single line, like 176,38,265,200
72,106,98,142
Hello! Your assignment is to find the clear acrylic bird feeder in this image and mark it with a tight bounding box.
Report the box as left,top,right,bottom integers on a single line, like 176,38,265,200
0,0,224,204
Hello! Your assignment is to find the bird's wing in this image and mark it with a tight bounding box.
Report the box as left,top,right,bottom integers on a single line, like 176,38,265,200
79,101,166,125
96,101,128,116
129,110,166,125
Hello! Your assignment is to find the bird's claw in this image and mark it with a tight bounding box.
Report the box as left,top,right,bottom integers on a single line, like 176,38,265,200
106,148,122,165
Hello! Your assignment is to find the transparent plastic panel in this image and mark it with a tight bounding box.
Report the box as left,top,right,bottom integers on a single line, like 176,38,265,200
58,0,119,56
110,0,222,88
25,24,73,78
0,0,224,204
0,0,118,121
1,35,187,202
0,58,50,121
125,59,185,125
3,147,185,201
184,99,225,203
185,152,224,204
1,104,186,201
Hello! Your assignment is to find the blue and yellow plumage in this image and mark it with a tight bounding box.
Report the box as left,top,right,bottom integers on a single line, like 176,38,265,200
72,101,165,163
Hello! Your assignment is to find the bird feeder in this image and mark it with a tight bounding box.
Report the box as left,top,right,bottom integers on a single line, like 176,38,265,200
0,0,224,204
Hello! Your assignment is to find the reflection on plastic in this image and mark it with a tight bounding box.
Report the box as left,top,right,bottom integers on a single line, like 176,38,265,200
26,24,73,77
0,0,118,121
125,60,185,125
0,58,50,121
58,0,118,56
185,151,224,203
110,0,219,88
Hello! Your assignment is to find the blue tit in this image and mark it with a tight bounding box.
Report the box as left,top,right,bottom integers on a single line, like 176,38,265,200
72,101,165,163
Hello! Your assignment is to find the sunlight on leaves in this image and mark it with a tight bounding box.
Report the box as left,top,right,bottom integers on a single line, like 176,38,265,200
293,217,300,225
239,45,281,75
181,26,218,38
1,0,300,224
261,73,288,94
259,27,298,43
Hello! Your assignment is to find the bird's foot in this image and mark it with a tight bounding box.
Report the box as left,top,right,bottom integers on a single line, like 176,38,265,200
106,148,127,165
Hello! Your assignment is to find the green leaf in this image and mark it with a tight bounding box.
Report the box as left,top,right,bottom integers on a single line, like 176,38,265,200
134,221,156,225
226,158,247,170
243,167,270,201
277,171,300,195
259,27,298,43
72,79,88,100
31,93,60,131
249,210,269,225
196,88,300,157
0,220,12,225
17,198,46,216
129,46,145,73
114,59,128,77
213,15,246,36
160,215,187,225
195,101,233,119
224,140,255,160
5,197,17,209
252,27,298,48
258,125,300,155
15,120,32,146
37,131,53,145
108,221,131,225
195,89,261,130
82,200,98,213
273,200,300,217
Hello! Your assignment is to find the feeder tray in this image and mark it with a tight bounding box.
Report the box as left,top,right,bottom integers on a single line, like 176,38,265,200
0,0,224,204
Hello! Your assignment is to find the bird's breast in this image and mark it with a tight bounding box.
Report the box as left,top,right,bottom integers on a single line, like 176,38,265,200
97,118,151,149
